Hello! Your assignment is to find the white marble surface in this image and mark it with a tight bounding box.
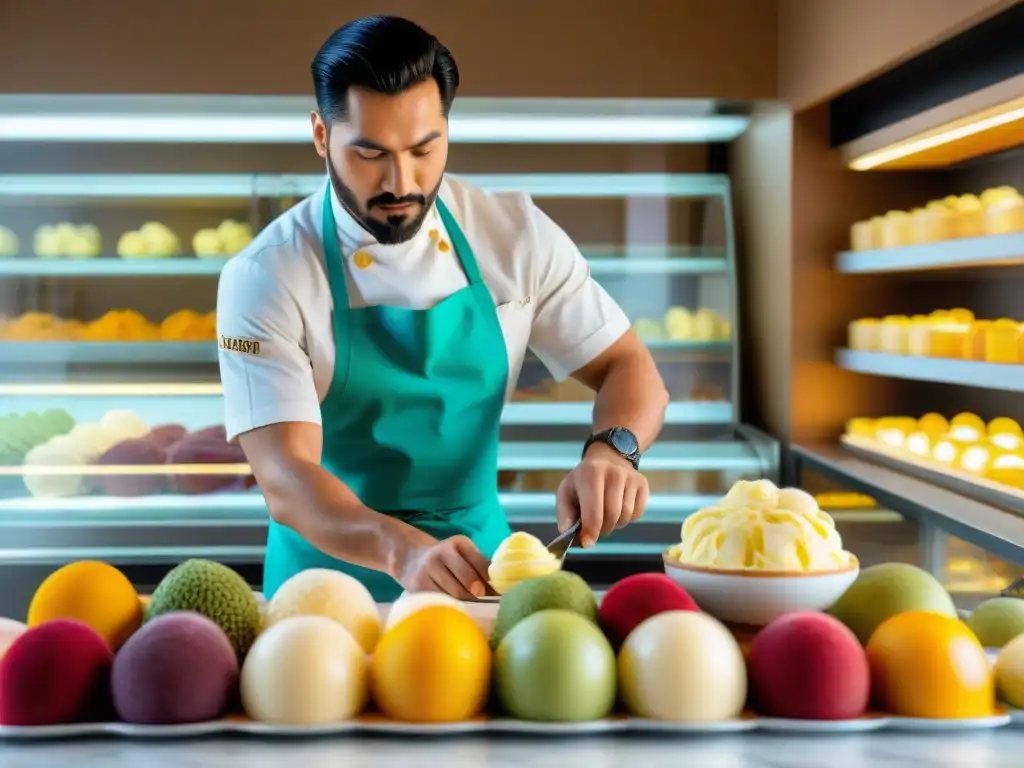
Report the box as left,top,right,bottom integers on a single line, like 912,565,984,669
3,732,1024,767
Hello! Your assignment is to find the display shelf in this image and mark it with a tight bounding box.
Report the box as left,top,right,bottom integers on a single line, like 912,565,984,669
0,172,729,200
839,434,1024,519
791,443,1024,567
835,233,1024,274
0,249,728,278
836,348,1024,392
0,342,218,366
502,401,733,425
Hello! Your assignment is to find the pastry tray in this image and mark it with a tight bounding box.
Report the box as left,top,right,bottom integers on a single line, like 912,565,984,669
0,710,1018,741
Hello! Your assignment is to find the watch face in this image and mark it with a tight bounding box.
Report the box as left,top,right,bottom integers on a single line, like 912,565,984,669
609,428,639,456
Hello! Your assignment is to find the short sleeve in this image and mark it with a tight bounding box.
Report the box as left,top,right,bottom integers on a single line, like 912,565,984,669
217,255,322,442
526,203,631,381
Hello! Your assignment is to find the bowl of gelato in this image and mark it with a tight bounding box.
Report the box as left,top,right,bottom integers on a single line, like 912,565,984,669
663,479,859,626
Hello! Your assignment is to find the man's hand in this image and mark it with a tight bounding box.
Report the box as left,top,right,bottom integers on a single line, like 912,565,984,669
394,534,493,600
555,443,649,548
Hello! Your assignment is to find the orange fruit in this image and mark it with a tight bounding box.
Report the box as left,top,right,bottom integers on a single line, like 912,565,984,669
371,605,490,722
28,561,143,651
866,610,994,718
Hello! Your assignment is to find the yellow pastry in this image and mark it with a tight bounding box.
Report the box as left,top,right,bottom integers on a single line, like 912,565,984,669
848,318,880,351
985,318,1021,364
949,412,986,443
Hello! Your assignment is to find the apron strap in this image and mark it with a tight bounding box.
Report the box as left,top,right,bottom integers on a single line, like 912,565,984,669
320,184,352,342
436,197,484,286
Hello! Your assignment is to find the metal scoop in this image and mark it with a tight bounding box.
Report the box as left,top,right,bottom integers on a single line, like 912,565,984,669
545,519,582,563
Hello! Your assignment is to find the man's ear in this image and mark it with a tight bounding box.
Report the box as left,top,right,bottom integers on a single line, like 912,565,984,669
311,111,329,159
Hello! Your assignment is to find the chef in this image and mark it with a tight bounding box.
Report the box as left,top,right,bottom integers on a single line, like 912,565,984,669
217,14,669,603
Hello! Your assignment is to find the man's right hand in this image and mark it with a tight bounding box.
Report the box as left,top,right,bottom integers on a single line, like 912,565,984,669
395,535,492,600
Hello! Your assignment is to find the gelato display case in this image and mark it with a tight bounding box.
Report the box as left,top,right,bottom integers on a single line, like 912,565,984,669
0,95,777,616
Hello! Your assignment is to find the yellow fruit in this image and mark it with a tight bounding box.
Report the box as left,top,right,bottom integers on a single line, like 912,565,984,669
371,605,490,723
866,611,994,718
28,561,143,650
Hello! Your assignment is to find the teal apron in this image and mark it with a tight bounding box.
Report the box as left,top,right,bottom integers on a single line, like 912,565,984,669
263,187,513,602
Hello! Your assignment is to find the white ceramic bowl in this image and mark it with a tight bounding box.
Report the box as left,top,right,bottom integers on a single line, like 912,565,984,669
663,553,860,627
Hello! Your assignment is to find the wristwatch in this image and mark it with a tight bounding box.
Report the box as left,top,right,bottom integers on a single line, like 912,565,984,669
583,427,641,470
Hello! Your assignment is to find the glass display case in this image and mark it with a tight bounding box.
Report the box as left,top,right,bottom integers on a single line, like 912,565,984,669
0,95,777,614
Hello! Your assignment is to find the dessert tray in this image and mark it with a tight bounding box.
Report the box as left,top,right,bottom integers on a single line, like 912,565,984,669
0,710,1017,741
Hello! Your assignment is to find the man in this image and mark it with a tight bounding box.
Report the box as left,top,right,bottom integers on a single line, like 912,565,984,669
217,14,669,602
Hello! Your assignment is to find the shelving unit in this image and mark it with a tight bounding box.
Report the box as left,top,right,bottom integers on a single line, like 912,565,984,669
835,233,1024,274
836,349,1024,392
0,96,777,618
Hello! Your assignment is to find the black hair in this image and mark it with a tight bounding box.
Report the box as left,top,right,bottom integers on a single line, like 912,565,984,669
311,15,460,123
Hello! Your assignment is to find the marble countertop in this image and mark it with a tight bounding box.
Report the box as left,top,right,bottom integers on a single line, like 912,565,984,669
4,732,1024,767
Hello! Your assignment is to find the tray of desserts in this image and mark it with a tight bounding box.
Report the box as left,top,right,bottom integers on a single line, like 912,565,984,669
1,479,1022,740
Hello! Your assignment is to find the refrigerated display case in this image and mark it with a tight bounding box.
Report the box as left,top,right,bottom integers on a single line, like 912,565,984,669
0,95,777,615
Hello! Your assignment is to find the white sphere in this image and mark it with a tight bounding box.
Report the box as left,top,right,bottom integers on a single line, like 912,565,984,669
264,568,381,653
0,618,26,662
241,615,368,725
385,591,468,631
618,610,747,721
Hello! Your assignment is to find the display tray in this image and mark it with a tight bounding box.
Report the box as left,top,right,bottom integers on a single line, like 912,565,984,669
0,711,1013,741
840,435,1024,516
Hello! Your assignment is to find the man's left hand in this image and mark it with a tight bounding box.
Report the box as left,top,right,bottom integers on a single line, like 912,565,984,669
555,443,649,548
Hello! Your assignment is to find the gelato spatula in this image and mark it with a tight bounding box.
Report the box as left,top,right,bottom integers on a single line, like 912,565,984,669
546,519,582,563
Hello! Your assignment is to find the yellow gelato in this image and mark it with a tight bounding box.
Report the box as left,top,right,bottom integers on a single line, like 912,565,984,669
668,479,856,572
488,531,560,594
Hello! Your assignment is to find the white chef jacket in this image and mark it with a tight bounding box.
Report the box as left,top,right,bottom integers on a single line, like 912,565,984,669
217,175,631,443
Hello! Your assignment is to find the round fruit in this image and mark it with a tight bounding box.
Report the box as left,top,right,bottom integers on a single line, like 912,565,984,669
0,618,26,662
385,591,467,631
995,633,1024,708
112,612,238,725
0,619,114,726
146,559,262,659
241,615,368,725
494,609,616,722
27,561,143,650
263,568,381,653
748,611,869,720
492,571,597,647
372,605,490,723
599,573,699,649
966,597,1024,648
867,610,994,718
619,610,746,722
828,562,957,645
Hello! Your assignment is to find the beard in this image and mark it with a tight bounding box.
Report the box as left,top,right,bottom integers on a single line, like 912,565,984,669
327,160,442,245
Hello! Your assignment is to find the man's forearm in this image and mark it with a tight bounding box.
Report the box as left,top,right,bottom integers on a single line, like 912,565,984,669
591,350,669,451
259,459,433,578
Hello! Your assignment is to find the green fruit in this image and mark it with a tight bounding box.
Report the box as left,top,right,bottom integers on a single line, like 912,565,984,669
492,571,597,647
146,559,262,659
967,597,1024,648
828,562,957,645
494,609,616,721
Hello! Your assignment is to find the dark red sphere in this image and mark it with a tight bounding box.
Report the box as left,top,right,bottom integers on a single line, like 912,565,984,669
598,573,700,648
0,619,114,726
748,611,870,720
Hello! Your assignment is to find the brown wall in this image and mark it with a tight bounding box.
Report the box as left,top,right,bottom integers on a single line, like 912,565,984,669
778,0,1016,109
0,0,776,99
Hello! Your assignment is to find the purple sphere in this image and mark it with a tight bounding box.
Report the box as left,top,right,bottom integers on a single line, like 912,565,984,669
112,611,238,725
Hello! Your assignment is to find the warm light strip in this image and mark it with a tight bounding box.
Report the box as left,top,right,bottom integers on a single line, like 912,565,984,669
0,463,251,477
849,97,1024,171
0,383,222,396
0,114,748,144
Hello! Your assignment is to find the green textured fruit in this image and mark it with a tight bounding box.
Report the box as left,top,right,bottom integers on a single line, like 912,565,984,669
492,571,597,647
828,562,957,645
494,609,616,721
146,559,261,659
967,597,1024,648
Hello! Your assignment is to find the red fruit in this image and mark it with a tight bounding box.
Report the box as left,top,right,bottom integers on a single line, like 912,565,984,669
598,573,699,648
748,611,869,720
0,619,114,726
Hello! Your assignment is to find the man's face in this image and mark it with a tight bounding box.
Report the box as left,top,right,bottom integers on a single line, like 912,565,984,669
313,79,449,244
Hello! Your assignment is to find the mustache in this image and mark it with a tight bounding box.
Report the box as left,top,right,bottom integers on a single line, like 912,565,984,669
369,193,426,209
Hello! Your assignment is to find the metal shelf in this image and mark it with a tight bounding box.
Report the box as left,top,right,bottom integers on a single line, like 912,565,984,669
498,440,760,471
836,348,1024,392
0,173,730,200
792,442,1024,567
0,342,218,366
503,401,733,425
835,233,1024,274
0,250,727,278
